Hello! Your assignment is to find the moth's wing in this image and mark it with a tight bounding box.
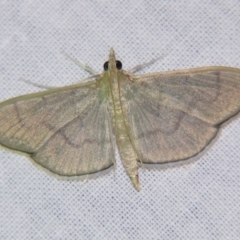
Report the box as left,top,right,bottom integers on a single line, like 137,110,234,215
0,80,115,176
120,67,240,163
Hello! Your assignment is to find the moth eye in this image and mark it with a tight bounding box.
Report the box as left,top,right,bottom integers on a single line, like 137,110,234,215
116,60,122,70
103,61,109,71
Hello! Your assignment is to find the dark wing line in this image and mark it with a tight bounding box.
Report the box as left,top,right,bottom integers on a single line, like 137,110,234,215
131,72,240,123
2,92,98,153
38,99,101,151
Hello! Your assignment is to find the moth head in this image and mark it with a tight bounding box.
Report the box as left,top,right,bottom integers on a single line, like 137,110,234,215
103,47,122,71
103,60,122,71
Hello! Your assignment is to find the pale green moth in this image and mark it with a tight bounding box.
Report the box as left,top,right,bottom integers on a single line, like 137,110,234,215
0,48,240,191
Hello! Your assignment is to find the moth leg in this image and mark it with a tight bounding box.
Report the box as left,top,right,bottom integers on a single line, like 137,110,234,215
19,78,57,89
128,54,167,74
19,74,102,90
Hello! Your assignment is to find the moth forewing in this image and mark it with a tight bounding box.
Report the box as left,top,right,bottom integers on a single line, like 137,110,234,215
0,75,115,177
120,66,240,165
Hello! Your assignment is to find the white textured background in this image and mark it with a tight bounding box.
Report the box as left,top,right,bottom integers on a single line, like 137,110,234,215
0,1,240,239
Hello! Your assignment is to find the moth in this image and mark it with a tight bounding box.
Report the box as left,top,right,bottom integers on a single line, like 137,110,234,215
0,48,240,191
